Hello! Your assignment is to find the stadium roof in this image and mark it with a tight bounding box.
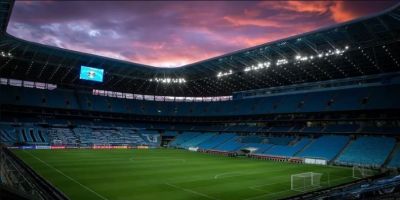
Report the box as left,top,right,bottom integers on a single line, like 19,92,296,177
0,0,399,97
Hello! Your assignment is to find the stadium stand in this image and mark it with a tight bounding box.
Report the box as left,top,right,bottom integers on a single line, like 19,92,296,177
197,133,236,150
324,124,360,133
241,135,264,143
169,132,200,147
243,143,273,154
213,136,244,152
297,135,350,161
1,0,400,199
335,136,396,167
162,131,178,137
388,148,400,169
179,133,215,149
266,136,295,145
264,138,311,157
2,81,400,117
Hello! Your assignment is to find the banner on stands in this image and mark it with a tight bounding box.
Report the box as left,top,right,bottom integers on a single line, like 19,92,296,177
35,145,51,149
92,145,128,149
21,146,35,150
188,147,199,152
51,145,66,149
304,158,327,165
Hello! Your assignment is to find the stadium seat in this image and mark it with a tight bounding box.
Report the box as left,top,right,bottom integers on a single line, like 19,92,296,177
264,138,311,157
297,135,350,161
335,136,396,167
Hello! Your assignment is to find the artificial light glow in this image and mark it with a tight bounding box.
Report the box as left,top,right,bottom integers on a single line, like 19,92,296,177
214,45,350,78
276,59,288,66
149,77,186,84
1,51,13,58
244,62,270,72
294,46,349,64
217,70,233,78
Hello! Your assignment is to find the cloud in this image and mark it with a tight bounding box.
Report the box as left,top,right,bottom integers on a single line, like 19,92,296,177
260,1,332,14
330,2,358,22
7,1,398,67
223,16,288,28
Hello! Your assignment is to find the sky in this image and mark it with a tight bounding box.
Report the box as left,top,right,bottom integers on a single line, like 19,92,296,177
7,1,399,68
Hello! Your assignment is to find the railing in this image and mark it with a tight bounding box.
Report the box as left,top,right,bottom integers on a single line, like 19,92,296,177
234,71,400,100
0,145,69,200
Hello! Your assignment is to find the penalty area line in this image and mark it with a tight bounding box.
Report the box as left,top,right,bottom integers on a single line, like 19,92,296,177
213,172,243,179
164,182,219,200
24,151,109,200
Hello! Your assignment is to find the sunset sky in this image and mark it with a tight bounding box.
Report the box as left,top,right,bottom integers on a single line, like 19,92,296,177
7,1,399,68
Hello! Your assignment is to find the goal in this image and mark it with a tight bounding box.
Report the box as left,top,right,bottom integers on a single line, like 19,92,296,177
352,166,375,179
291,172,322,192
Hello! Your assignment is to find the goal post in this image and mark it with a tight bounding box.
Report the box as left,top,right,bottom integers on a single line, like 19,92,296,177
352,166,375,179
291,172,322,192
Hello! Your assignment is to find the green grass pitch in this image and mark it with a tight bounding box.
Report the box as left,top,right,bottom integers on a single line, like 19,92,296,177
13,149,355,200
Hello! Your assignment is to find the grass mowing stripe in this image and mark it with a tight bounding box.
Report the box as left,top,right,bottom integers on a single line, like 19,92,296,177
246,175,355,199
164,182,220,200
13,149,354,200
22,150,109,200
244,188,299,200
214,172,243,179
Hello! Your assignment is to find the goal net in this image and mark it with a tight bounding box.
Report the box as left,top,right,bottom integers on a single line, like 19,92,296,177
352,166,375,179
291,172,322,192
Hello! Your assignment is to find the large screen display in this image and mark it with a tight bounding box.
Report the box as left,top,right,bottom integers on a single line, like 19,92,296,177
79,66,104,82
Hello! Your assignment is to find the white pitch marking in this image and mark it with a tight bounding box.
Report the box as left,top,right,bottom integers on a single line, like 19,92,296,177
215,165,300,181
248,173,293,191
164,182,219,200
213,172,243,179
24,151,109,200
246,175,356,200
248,180,289,192
245,188,297,200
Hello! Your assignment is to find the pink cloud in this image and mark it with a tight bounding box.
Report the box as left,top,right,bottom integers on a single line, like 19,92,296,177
223,16,288,28
7,1,397,67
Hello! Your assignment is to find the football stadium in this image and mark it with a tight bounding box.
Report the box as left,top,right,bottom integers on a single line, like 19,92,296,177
1,0,400,199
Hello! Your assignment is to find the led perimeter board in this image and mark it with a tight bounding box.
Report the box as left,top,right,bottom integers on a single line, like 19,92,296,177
79,66,104,82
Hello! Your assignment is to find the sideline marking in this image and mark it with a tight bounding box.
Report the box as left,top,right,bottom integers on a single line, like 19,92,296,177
164,182,219,200
245,189,297,200
24,151,109,200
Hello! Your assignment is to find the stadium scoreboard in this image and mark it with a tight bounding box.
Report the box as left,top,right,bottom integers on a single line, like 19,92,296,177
79,66,104,82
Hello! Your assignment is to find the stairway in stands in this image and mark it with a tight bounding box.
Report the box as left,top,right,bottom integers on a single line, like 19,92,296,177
293,138,315,157
383,142,400,167
331,137,354,164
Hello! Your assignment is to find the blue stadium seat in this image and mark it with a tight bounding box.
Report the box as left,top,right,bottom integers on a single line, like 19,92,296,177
264,138,311,157
179,133,215,149
169,132,201,147
336,136,396,167
297,135,350,161
324,124,359,133
197,133,236,150
267,136,295,145
243,143,273,154
214,136,244,152
387,148,400,169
